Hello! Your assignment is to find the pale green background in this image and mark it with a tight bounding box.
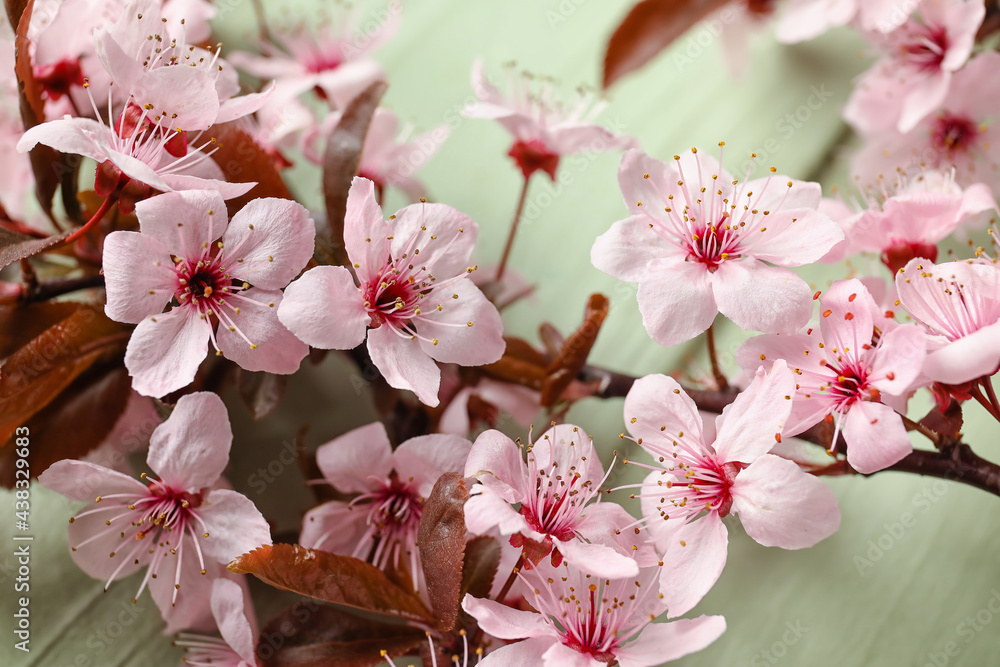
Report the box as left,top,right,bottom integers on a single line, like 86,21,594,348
3,1,1000,666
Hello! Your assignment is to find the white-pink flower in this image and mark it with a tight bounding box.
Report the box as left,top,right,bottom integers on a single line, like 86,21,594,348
852,51,1000,196
277,177,504,407
464,424,639,578
463,550,726,667
592,147,843,347
462,59,633,180
174,577,259,667
103,190,315,397
844,0,984,134
895,257,1000,384
299,421,471,587
737,280,927,473
625,361,841,616
37,392,272,631
776,0,913,43
303,107,449,201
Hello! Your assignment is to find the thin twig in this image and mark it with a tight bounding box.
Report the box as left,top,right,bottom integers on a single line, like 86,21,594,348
495,176,532,282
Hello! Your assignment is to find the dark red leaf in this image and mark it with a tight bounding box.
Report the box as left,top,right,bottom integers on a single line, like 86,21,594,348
541,293,609,407
3,0,27,31
460,535,501,601
480,336,549,389
920,399,964,439
603,0,730,88
416,472,469,632
319,80,387,267
228,544,434,624
0,306,129,446
0,301,82,358
236,368,288,420
257,603,424,667
0,225,73,270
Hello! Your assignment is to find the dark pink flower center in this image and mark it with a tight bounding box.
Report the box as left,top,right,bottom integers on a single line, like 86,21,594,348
508,139,561,181
35,58,84,101
903,26,948,72
351,475,424,571
931,114,980,157
685,222,743,272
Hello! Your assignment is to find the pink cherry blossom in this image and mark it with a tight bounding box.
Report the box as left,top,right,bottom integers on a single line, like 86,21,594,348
174,577,259,667
624,361,841,616
895,257,1000,384
277,177,505,407
462,59,633,180
737,279,927,473
303,107,449,201
438,376,539,436
844,0,984,133
464,423,639,578
37,392,272,631
776,0,913,43
828,170,997,272
299,421,471,588
103,190,315,397
463,539,726,667
228,4,395,109
852,51,1000,196
592,147,844,347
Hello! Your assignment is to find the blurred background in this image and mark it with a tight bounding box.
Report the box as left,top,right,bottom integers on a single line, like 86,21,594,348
3,1,1000,665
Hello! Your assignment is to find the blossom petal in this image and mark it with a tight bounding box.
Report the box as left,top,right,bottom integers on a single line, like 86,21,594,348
211,578,258,664
842,400,913,474
732,453,841,549
714,360,795,464
392,434,472,495
615,616,727,667
16,116,106,161
216,289,308,375
158,174,257,200
299,501,368,552
591,214,674,282
624,373,705,451
38,459,147,502
277,266,370,350
555,537,640,578
869,324,926,394
712,260,812,334
344,177,391,280
315,421,392,494
135,189,226,250
750,209,844,266
102,231,175,324
922,320,1000,384
222,197,316,290
198,488,273,564
542,642,602,667
367,324,441,406
466,429,527,503
464,490,528,536
417,279,505,366
637,256,716,347
657,513,728,618
125,307,211,397
389,202,477,277
461,595,554,640
147,392,232,492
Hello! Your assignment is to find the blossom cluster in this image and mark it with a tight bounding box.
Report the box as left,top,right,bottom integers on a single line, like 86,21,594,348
3,0,999,666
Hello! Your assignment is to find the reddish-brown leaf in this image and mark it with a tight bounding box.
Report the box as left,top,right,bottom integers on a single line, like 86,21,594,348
319,80,387,267
0,301,82,358
603,0,730,88
0,306,129,446
0,223,73,271
0,365,130,487
207,122,292,216
3,0,27,31
229,544,434,624
460,535,501,601
480,336,549,389
257,603,424,667
541,293,609,407
416,472,469,632
920,400,964,439
236,368,288,420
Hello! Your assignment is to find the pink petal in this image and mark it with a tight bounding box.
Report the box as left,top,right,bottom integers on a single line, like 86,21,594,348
465,429,527,503
542,642,603,667
392,434,472,495
277,266,370,350
749,209,844,266
65,498,147,581
102,231,175,324
657,512,728,618
591,214,675,282
818,280,878,360
714,360,796,464
16,116,106,161
211,578,258,664
198,488,272,563
389,202,477,277
149,556,219,634
624,373,705,448
125,307,212,397
843,400,913,474
216,83,274,125
464,490,528,536
637,256,717,347
922,320,1000,384
158,174,257,200
314,59,385,108
711,260,812,334
300,501,368,552
461,595,553,640
550,123,632,155
367,324,441,406
732,453,841,548
479,638,558,667
147,391,232,491
344,177,391,279
555,536,640,578
216,289,308,375
615,616,727,667
315,421,392,494
105,148,172,191
132,64,221,132
617,149,681,220
135,189,226,251
222,197,315,290
869,324,927,394
417,279,505,366
38,459,147,502
531,424,604,489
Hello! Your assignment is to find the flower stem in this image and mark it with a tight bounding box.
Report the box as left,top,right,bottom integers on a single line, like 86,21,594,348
251,0,272,44
64,194,118,245
705,322,728,391
494,554,524,602
982,377,1000,419
900,414,940,447
495,176,532,282
23,273,106,303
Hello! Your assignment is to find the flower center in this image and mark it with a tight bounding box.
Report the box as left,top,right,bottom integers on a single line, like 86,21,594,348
903,26,948,72
931,114,980,157
508,139,561,180
686,221,742,272
351,475,424,571
176,258,230,309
